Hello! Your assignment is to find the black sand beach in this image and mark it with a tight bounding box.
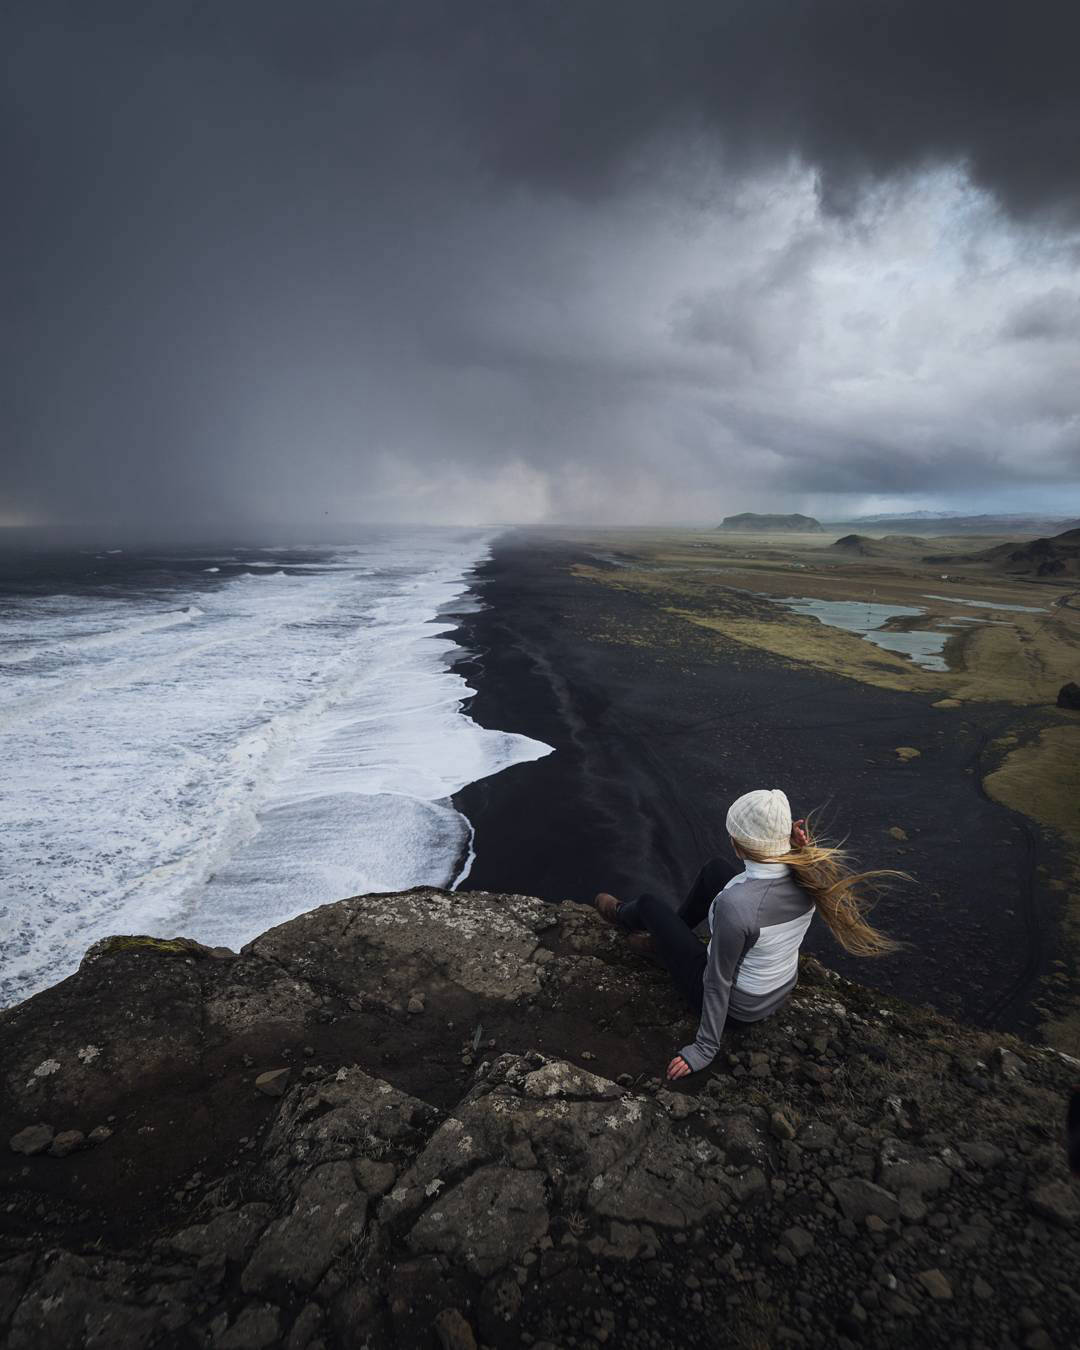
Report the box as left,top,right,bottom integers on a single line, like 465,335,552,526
453,530,1058,1034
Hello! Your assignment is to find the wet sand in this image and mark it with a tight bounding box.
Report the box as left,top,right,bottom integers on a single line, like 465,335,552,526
452,530,1063,1035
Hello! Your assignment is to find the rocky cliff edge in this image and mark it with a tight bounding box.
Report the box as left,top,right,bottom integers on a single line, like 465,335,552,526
1,888,1078,1350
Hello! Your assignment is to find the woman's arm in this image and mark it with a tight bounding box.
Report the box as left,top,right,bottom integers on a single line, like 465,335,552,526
674,904,753,1073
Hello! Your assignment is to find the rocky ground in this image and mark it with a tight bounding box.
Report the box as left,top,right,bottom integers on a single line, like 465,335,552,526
1,888,1078,1349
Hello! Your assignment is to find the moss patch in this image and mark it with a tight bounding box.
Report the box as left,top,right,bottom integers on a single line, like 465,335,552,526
95,936,194,957
669,608,937,695
983,723,1080,838
984,722,1080,1054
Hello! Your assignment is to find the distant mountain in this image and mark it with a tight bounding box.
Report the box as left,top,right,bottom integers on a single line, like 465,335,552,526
829,533,927,557
946,527,1080,577
826,512,1080,536
839,510,964,522
717,512,824,532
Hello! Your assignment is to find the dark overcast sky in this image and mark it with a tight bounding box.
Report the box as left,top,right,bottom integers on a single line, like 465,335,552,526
4,2,1080,528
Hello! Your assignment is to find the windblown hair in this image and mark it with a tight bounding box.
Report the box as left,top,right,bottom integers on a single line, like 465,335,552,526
739,812,906,957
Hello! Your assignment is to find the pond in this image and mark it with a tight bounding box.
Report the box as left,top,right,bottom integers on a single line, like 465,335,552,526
922,594,1046,613
771,596,950,671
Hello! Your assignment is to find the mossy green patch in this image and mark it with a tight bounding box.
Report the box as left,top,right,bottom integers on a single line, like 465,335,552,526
983,722,1080,1055
95,935,192,957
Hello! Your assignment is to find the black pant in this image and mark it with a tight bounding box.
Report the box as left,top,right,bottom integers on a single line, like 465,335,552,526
616,856,738,1015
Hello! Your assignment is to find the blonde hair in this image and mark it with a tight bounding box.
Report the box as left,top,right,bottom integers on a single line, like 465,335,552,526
738,811,906,957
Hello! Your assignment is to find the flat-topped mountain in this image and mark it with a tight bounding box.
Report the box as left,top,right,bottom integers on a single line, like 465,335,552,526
718,512,824,532
1,887,1077,1349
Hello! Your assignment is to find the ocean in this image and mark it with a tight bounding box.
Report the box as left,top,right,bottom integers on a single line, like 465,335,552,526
0,528,552,1006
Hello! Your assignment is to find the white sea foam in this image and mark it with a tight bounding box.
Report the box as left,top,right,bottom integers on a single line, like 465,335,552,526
0,605,204,665
0,530,551,1005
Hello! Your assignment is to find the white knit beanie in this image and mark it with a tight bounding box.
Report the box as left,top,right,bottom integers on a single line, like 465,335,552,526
726,788,792,856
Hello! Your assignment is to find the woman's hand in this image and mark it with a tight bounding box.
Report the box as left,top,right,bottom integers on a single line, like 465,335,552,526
791,818,809,849
666,1055,691,1081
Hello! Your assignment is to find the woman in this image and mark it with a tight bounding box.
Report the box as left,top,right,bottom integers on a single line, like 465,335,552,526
593,788,901,1081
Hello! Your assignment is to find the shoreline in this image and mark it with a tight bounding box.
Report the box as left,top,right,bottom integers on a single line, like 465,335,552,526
451,529,1060,1037
0,531,540,1008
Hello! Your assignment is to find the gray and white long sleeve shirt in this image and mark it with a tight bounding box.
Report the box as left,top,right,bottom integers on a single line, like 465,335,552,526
678,860,815,1072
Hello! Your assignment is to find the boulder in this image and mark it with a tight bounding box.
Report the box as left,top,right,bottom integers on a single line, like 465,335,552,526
1056,681,1080,710
781,1226,814,1259
798,1121,836,1152
8,1124,53,1156
170,1204,273,1265
435,1308,478,1350
215,1303,281,1350
958,1140,1005,1169
989,1047,1026,1079
522,1061,621,1100
246,888,552,1004
48,1129,85,1158
717,1114,768,1166
6,1252,196,1350
1028,1180,1080,1228
770,1110,796,1140
916,1269,953,1300
242,1163,367,1296
829,1178,899,1223
407,1167,548,1276
877,1139,951,1196
254,1068,291,1097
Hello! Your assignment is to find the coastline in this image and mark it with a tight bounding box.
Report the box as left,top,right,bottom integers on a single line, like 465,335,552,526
452,529,1058,1036
0,530,546,1007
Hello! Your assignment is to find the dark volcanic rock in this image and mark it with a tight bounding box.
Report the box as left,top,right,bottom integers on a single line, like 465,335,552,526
8,1124,53,1156
406,1167,548,1276
1057,680,1080,710
47,1128,85,1157
829,1177,900,1223
1028,1180,1080,1228
7,1251,198,1350
168,1204,273,1265
1,887,1078,1350
241,1162,367,1297
254,1068,291,1097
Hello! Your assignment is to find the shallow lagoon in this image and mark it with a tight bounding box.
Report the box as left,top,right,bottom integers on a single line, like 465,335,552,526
772,596,950,671
922,594,1045,613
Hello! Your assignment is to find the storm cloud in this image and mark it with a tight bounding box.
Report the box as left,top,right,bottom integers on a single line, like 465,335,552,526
4,1,1080,528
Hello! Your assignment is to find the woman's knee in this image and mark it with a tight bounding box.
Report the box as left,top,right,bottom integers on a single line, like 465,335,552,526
634,892,669,923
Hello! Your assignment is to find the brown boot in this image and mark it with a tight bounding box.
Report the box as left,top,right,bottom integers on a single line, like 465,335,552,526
593,892,621,924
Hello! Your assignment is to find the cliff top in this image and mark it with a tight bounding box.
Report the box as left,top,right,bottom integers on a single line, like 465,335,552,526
1,887,1078,1349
